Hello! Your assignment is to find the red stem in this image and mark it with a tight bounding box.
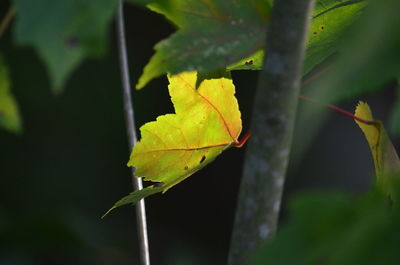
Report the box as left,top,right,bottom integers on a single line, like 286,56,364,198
236,64,374,149
299,66,376,126
298,95,376,125
235,130,251,148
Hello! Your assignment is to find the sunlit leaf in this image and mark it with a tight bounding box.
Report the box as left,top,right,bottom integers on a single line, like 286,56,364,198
354,101,400,200
105,72,242,214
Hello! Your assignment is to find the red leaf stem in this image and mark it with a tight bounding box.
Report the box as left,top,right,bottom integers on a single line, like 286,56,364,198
298,94,376,125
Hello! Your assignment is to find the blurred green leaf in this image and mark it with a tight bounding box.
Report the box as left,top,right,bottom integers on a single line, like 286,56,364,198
12,0,119,93
0,56,21,133
254,188,400,265
309,0,400,102
137,0,366,89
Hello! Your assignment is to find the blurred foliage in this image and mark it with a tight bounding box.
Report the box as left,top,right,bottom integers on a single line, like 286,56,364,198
12,0,120,92
2,0,368,133
0,54,21,132
254,184,400,265
137,0,365,88
317,0,400,102
302,0,400,134
257,1,400,263
293,0,400,170
229,0,366,74
1,0,399,264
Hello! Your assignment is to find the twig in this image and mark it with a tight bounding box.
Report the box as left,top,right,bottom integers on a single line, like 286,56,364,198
0,5,15,38
116,2,150,265
228,0,315,264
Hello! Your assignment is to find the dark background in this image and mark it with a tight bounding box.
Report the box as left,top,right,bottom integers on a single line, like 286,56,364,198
0,3,397,265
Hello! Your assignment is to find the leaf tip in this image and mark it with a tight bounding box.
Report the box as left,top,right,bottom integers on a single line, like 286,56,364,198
101,207,116,219
135,82,144,90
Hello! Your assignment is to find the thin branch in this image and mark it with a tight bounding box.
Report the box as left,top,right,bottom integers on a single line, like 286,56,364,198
116,2,150,265
0,5,15,38
228,0,315,264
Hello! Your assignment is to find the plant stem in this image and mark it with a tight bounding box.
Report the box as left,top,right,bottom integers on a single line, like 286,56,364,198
228,0,315,264
116,2,150,265
299,95,376,125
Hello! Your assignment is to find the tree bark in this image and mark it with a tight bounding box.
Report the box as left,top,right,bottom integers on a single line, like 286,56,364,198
228,0,315,264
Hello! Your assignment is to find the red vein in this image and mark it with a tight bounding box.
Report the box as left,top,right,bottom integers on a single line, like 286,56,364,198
140,147,189,178
201,0,220,20
176,75,238,143
183,148,195,171
299,65,378,126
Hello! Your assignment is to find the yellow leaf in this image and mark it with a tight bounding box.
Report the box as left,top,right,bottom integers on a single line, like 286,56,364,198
355,101,400,200
104,72,242,215
130,71,241,187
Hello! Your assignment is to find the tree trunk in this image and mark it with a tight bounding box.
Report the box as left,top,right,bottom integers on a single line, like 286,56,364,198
228,0,315,264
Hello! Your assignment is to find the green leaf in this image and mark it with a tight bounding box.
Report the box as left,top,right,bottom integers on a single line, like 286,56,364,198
137,0,366,89
231,0,367,73
354,101,400,200
105,72,242,214
0,56,21,133
12,0,119,93
136,0,271,89
309,0,400,102
304,0,366,74
226,49,264,71
102,185,163,217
